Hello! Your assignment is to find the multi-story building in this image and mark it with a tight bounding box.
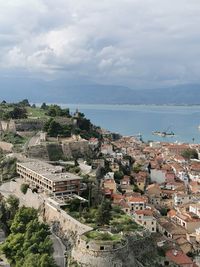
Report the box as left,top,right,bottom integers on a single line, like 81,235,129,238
126,196,147,213
133,209,157,233
173,193,192,206
17,160,83,197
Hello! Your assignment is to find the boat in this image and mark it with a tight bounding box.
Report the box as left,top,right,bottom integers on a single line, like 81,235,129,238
152,130,175,137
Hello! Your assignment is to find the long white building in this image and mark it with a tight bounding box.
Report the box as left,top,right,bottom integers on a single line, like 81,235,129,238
17,160,83,197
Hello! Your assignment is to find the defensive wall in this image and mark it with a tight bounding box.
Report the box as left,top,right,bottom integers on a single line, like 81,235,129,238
70,233,134,267
0,180,154,267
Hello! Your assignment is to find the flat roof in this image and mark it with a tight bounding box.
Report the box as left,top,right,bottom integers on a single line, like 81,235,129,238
17,160,82,182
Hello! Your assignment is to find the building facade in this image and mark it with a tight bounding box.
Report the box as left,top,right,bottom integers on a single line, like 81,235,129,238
17,160,83,196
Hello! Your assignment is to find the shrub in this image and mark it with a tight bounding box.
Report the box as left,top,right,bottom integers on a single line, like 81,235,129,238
20,183,29,194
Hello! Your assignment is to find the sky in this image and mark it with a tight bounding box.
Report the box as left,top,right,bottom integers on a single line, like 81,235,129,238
1,0,200,89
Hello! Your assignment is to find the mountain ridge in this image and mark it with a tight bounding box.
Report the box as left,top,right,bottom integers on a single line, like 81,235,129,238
0,76,200,105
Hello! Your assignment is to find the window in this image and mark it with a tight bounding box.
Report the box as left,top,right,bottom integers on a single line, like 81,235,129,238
86,245,89,249
100,246,104,250
152,227,155,231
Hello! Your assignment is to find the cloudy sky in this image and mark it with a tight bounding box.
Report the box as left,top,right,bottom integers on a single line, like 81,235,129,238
1,0,200,88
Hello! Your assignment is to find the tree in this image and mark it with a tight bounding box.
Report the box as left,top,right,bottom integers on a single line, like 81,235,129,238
96,199,112,225
41,103,48,110
6,195,19,220
0,196,19,234
182,149,198,160
114,171,124,183
159,207,169,216
1,207,57,267
47,120,62,137
10,207,37,234
20,253,57,267
20,184,29,194
69,198,81,212
46,105,70,117
9,107,27,119
18,99,30,107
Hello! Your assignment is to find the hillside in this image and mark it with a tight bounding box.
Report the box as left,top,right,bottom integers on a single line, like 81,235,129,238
1,75,200,105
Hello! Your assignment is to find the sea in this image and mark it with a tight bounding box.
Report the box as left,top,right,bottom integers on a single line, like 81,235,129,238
60,104,200,144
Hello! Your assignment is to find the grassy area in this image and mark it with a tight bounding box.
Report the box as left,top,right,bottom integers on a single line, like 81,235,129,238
110,213,141,233
0,132,29,152
84,231,122,242
66,204,141,234
0,132,26,145
26,107,48,118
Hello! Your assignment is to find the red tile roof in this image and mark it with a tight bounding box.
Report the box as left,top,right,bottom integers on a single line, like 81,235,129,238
166,249,193,265
135,209,153,216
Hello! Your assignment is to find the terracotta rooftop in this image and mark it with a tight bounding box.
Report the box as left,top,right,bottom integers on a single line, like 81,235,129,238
167,209,176,218
166,249,193,265
135,209,153,216
126,196,147,203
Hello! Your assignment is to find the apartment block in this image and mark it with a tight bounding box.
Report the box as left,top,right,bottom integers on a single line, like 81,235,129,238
17,160,83,196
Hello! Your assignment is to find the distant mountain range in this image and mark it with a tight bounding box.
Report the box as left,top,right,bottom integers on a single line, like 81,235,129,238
0,75,200,105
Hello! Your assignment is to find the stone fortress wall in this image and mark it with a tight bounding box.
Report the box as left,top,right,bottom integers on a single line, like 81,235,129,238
71,234,134,267
44,200,93,239
0,180,151,267
0,120,16,134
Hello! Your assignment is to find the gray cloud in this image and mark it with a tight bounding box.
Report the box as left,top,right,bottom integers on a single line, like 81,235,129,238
1,0,200,88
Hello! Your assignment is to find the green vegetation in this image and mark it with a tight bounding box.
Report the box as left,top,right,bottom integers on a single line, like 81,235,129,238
110,206,142,233
182,148,198,160
159,207,169,216
1,132,25,145
47,144,64,161
84,231,121,242
0,153,17,182
0,195,19,234
0,206,57,267
26,106,47,119
44,118,72,137
0,100,102,141
46,104,70,117
114,171,124,183
65,164,81,174
20,184,29,194
133,163,142,173
0,102,28,120
65,198,140,234
96,199,112,226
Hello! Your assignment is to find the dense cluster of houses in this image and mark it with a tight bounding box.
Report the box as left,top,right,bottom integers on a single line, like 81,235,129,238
89,135,200,266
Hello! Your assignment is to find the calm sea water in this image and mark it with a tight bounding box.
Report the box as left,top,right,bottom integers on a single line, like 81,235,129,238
61,104,200,143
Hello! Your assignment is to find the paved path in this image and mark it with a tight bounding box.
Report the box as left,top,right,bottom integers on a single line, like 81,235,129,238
51,233,66,267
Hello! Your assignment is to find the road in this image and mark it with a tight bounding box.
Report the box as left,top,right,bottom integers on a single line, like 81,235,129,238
51,233,66,267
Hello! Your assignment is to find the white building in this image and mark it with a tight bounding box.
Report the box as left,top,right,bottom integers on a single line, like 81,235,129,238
133,209,157,233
